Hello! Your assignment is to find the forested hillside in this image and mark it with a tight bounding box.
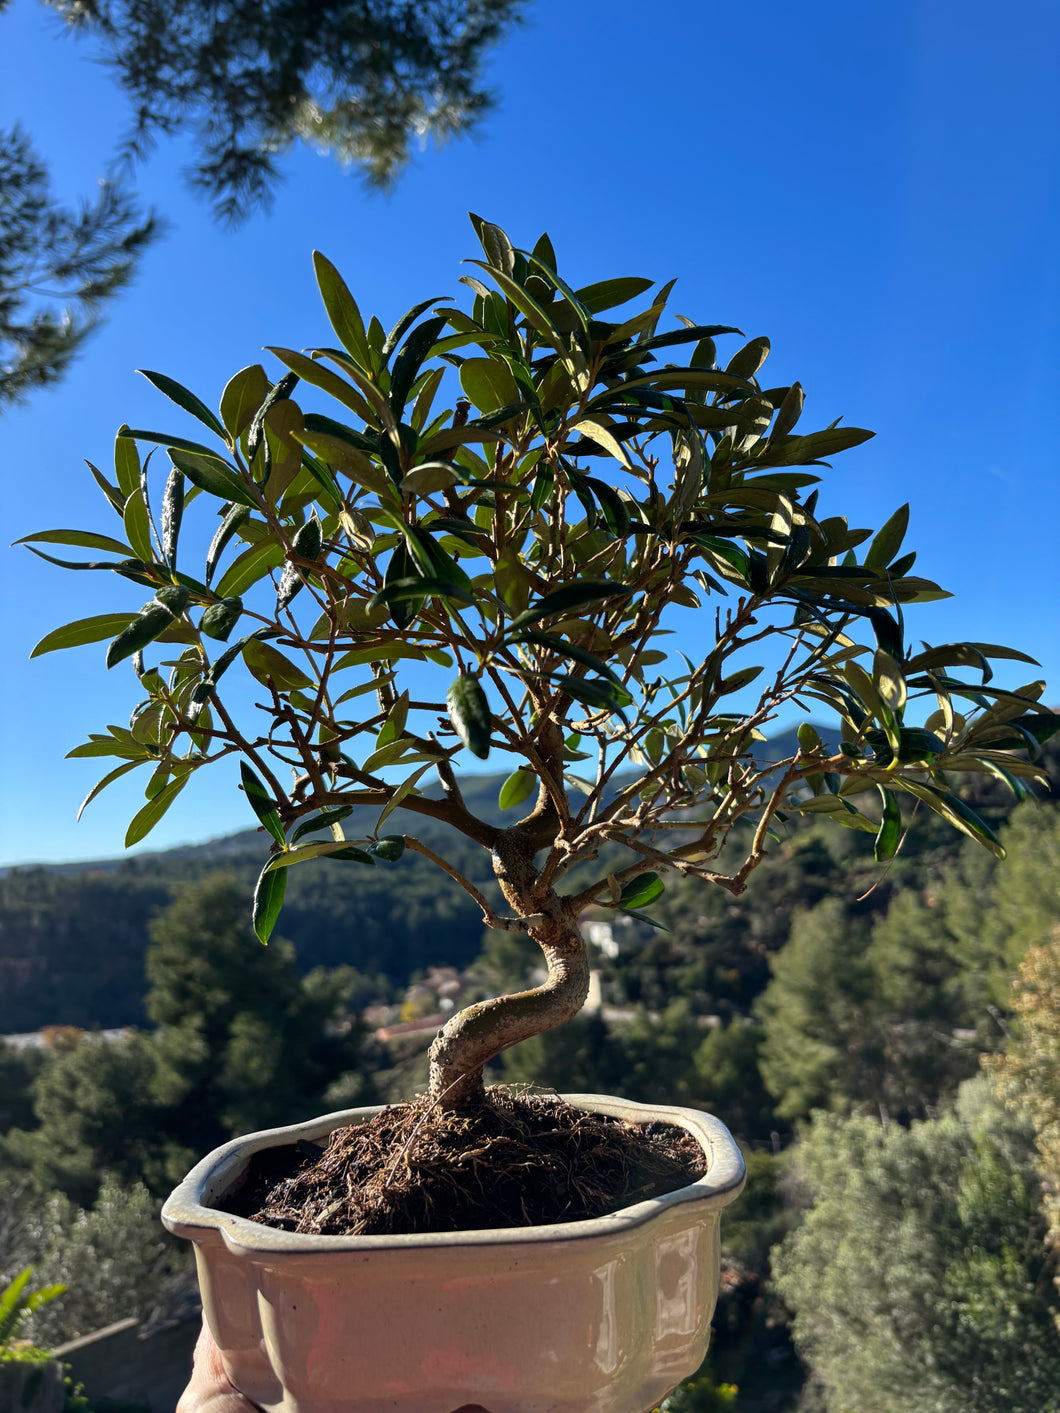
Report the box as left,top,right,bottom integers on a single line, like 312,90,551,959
1,731,1058,1409
0,728,809,1032
0,773,511,1031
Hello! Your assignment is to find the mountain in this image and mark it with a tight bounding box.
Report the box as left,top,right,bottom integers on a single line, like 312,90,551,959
0,727,827,1034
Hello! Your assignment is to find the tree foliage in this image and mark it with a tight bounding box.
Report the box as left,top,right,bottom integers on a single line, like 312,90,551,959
45,0,524,222
773,1079,1060,1413
25,215,1054,1109
988,927,1060,1282
0,125,156,408
1,1174,180,1347
145,873,364,1147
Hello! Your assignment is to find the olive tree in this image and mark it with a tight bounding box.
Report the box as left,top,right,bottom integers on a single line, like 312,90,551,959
23,215,1055,1112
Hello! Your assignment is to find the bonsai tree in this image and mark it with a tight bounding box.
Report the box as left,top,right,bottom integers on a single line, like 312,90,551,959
23,215,1055,1115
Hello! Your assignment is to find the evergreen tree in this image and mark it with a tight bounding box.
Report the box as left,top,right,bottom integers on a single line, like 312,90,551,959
7,1174,182,1347
947,800,1060,1005
501,1011,627,1095
988,926,1060,1277
0,125,156,408
0,1042,43,1135
773,1079,1060,1413
691,1019,776,1144
44,0,524,221
4,1031,166,1204
755,898,875,1122
145,873,363,1150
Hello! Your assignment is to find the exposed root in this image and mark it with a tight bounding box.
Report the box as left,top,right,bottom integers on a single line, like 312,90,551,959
220,1089,707,1237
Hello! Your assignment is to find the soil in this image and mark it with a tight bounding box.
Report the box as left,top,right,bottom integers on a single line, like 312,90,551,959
218,1089,708,1237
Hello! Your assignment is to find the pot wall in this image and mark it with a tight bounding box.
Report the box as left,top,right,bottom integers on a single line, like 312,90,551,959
163,1094,745,1413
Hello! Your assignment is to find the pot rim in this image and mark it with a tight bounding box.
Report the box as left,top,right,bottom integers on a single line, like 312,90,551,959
161,1091,745,1253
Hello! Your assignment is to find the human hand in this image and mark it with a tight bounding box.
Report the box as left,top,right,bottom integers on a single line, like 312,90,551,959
177,1316,493,1413
177,1318,260,1413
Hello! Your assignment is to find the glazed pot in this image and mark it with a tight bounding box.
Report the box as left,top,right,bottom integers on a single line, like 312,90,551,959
161,1093,745,1413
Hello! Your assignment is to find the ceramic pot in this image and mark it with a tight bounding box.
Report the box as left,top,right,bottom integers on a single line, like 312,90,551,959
162,1093,745,1413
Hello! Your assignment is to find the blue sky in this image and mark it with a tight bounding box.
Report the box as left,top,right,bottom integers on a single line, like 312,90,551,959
1,0,1057,866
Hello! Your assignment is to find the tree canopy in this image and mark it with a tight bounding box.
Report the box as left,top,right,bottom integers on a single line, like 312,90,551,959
773,1080,1060,1413
24,215,1055,1110
45,0,524,222
0,125,156,410
1,1,521,405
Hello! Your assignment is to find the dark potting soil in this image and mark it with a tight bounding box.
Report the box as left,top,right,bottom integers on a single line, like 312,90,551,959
217,1090,708,1237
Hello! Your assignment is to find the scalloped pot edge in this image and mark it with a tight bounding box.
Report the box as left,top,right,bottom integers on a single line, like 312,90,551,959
162,1094,745,1413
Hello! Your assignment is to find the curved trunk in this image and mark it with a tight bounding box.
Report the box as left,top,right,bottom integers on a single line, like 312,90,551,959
427,824,590,1111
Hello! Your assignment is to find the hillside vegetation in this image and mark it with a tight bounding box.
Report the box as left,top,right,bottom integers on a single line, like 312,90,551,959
1,732,1058,1409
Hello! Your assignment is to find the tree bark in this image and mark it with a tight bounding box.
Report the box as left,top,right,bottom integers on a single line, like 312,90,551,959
426,823,590,1111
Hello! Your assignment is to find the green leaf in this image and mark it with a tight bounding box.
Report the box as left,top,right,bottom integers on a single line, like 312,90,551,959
894,779,1005,857
797,722,821,752
114,428,141,498
200,597,243,642
124,773,188,848
369,576,476,611
290,806,354,844
313,252,371,368
168,449,259,508
498,769,536,810
724,335,771,380
139,369,227,439
447,673,492,759
139,370,227,440
874,786,902,862
382,297,448,360
571,419,633,469
77,759,143,820
865,503,910,572
334,643,432,669
774,427,875,463
554,674,632,715
239,762,286,846
87,460,126,515
122,486,154,563
469,213,515,273
267,347,383,426
389,314,450,414
252,862,287,943
242,640,314,692
16,528,134,557
19,544,154,585
596,368,750,401
522,250,591,333
106,604,175,669
873,648,907,714
619,873,665,909
617,907,671,932
574,276,654,313
221,365,270,438
121,428,222,459
376,761,432,831
216,539,285,598
265,840,375,868
206,503,251,585
718,665,763,696
402,462,460,496
513,630,627,689
506,580,633,633
459,357,521,414
465,260,562,348
31,613,137,658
